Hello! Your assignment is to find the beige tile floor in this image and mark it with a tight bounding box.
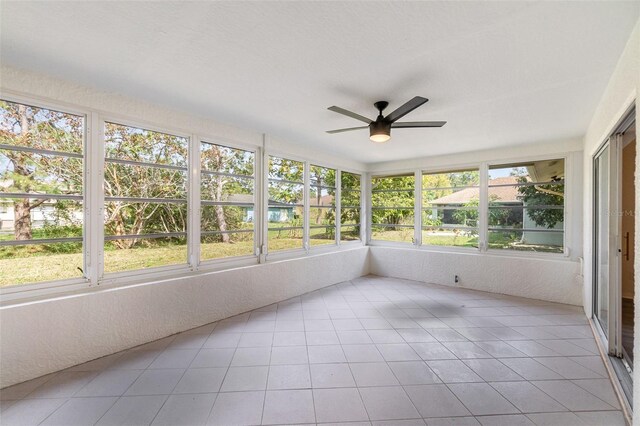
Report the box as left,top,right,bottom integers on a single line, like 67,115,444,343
0,275,627,425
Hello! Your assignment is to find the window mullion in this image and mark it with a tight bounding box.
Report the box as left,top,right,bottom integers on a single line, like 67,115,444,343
189,134,201,269
91,114,105,283
261,138,269,261
336,170,342,244
414,169,422,246
303,161,310,252
479,162,489,252
364,173,371,244
359,173,371,245
255,143,264,261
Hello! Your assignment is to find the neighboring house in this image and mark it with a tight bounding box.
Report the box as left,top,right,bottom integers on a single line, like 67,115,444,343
226,194,296,223
267,202,298,223
0,179,83,232
428,174,563,247
427,176,522,227
0,199,82,232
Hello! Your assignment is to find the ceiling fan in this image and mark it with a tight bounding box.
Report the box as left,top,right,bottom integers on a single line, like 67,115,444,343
326,96,446,143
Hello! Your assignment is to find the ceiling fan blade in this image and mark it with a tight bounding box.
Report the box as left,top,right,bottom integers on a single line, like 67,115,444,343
392,121,446,128
326,126,369,134
328,106,373,124
384,96,429,123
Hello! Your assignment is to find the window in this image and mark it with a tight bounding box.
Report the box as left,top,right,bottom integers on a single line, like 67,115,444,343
103,122,188,273
422,169,480,248
340,171,361,242
309,165,336,246
0,100,84,287
371,174,415,243
268,156,304,252
200,142,255,261
488,159,565,253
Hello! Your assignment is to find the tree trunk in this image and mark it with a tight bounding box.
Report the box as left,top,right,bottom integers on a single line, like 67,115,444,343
13,104,33,241
13,199,32,240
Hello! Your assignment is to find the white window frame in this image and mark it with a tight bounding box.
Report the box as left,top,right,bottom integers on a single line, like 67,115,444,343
419,165,482,253
0,92,91,301
99,117,192,284
198,138,260,268
308,162,338,249
338,169,364,246
0,91,366,303
367,154,572,259
265,151,308,260
369,172,417,246
485,153,570,258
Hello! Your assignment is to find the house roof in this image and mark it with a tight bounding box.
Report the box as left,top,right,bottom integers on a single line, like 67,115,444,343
430,177,521,205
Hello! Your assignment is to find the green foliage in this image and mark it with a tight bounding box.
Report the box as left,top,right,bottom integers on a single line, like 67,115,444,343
0,100,84,196
340,172,361,234
371,175,414,228
268,156,304,206
516,177,564,228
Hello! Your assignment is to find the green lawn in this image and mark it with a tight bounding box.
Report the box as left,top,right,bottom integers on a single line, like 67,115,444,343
372,229,562,253
0,235,342,287
4,227,562,288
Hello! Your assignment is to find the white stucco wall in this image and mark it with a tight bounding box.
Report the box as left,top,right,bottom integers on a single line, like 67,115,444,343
581,18,639,419
369,247,581,306
0,247,369,388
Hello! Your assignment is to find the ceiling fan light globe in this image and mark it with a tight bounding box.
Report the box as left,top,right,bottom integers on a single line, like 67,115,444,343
370,133,391,143
369,121,391,143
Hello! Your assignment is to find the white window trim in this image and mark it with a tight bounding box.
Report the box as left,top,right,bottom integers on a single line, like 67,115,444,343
338,169,364,245
263,151,308,257
0,92,92,299
368,154,573,260
485,153,569,258
420,164,482,252
308,163,338,249
197,138,260,268
369,172,417,245
100,117,192,279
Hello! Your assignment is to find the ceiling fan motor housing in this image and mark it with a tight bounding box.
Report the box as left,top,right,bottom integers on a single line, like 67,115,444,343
369,120,392,142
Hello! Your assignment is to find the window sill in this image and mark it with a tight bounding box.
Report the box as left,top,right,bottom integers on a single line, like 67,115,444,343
369,242,574,261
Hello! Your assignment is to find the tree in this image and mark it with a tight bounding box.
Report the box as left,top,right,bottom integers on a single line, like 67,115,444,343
0,101,83,240
201,144,254,243
310,165,335,227
340,172,361,235
103,123,188,248
448,171,480,188
371,175,414,229
451,195,512,236
268,156,303,205
516,177,564,228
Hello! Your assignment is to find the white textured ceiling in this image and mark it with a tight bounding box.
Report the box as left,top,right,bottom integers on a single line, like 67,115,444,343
1,1,638,164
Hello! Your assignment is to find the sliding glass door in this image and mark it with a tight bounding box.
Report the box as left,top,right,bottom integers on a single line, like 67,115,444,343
594,135,624,356
594,141,614,344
